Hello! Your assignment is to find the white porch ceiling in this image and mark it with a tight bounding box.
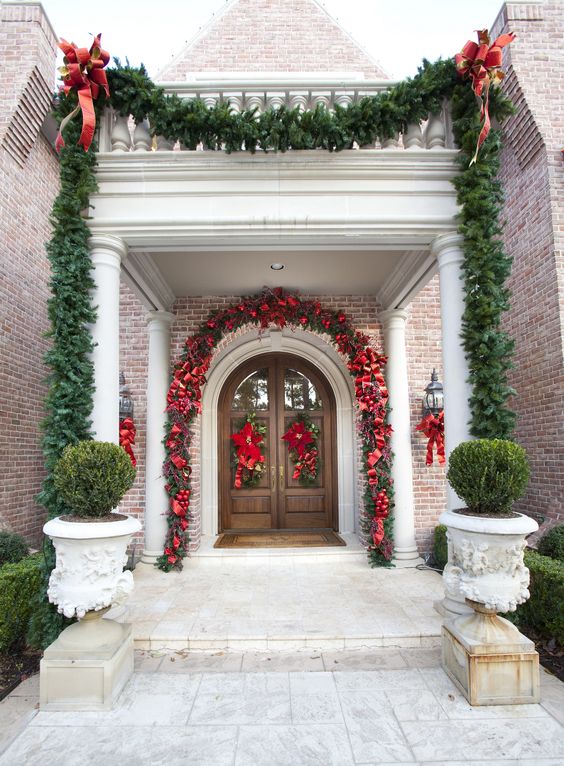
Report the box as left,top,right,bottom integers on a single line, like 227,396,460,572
150,248,399,296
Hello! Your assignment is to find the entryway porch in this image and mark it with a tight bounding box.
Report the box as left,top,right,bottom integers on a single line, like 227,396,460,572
112,546,444,652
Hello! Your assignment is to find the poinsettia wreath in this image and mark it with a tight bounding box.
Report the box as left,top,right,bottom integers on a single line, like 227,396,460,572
230,413,266,488
157,287,393,571
282,414,320,486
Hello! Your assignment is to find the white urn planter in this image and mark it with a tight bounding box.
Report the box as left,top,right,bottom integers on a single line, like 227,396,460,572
439,508,538,613
40,513,141,712
44,513,141,619
440,508,540,706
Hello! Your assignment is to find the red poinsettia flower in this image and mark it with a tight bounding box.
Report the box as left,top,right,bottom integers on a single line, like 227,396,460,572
282,421,314,454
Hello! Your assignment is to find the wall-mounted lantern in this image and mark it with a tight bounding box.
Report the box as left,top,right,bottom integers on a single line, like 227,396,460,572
119,372,134,420
423,368,444,416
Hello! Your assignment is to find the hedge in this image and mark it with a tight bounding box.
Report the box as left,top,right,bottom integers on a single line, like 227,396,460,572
515,551,564,645
433,525,448,570
0,554,43,651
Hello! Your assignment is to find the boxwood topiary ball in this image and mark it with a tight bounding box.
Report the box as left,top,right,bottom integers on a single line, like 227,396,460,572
446,439,529,515
54,440,136,518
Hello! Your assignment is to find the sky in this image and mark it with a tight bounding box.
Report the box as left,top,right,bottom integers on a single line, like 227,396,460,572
39,0,504,81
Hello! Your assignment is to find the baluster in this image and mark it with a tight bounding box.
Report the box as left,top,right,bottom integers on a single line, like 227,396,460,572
334,93,353,109
156,135,173,151
289,93,308,112
403,122,424,149
133,119,151,151
381,132,400,149
311,93,331,110
227,94,243,113
266,93,285,110
111,114,133,152
202,95,218,110
246,94,266,114
425,111,446,149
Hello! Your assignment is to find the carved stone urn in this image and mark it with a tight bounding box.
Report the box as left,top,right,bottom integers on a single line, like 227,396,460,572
43,514,141,619
439,509,538,614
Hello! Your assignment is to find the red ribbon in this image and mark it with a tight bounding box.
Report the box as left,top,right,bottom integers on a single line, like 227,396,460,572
119,417,136,467
415,411,446,466
56,33,110,152
455,29,515,164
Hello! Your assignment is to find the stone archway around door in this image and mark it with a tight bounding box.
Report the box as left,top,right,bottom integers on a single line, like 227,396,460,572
200,328,357,541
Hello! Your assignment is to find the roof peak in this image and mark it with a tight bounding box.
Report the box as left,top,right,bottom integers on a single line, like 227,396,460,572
157,0,389,83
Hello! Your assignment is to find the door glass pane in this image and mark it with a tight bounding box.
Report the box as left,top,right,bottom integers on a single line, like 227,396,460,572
232,368,269,410
284,369,322,410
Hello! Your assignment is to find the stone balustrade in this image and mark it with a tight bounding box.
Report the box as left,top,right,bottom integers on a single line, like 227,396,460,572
98,78,453,153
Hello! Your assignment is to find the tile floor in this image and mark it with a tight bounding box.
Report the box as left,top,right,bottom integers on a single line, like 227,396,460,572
116,543,444,651
1,647,563,766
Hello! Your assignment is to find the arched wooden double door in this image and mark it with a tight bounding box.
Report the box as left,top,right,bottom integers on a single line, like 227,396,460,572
219,354,337,532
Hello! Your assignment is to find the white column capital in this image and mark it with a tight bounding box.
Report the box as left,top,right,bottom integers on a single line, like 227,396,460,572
379,308,408,329
89,234,128,266
431,232,464,269
145,310,175,327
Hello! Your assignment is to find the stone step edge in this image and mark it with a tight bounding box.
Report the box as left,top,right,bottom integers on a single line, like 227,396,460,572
134,634,441,652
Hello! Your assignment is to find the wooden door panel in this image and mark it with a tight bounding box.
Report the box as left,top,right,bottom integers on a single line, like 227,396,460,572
219,353,336,533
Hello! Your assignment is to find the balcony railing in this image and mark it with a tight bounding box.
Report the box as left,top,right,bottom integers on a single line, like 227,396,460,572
97,78,454,154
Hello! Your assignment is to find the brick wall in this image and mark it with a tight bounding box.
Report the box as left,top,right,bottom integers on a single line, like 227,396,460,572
119,291,446,554
0,3,59,544
494,1,564,522
158,0,388,81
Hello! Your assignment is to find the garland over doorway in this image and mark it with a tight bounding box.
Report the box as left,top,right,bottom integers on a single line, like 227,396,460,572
159,289,393,571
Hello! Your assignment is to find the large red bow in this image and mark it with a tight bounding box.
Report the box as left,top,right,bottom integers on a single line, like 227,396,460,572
56,33,110,152
455,29,515,164
119,417,136,467
415,411,445,466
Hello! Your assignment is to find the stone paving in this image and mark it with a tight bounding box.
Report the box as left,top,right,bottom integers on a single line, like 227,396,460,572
1,648,563,766
119,545,445,651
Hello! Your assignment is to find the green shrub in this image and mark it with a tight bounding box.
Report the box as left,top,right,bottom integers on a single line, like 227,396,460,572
0,554,43,651
537,524,564,563
446,439,529,515
54,440,135,518
433,525,448,570
0,531,29,567
513,551,564,645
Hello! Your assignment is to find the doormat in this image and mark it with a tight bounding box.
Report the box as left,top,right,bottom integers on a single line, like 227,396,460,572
214,530,346,548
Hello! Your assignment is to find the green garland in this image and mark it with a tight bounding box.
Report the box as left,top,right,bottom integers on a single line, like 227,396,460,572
450,85,516,438
29,112,98,649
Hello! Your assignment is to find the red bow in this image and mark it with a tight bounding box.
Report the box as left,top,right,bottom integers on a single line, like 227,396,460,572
415,411,445,466
119,417,136,467
56,33,110,152
455,29,515,164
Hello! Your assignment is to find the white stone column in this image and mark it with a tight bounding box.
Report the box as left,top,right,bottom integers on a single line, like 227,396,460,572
380,309,419,561
89,235,127,443
433,232,473,618
432,233,473,508
142,310,175,563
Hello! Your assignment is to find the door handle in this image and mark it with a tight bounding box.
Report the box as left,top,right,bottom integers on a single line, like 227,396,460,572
270,465,276,492
279,464,284,492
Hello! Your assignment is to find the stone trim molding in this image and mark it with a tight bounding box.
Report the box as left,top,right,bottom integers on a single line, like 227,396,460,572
199,326,358,538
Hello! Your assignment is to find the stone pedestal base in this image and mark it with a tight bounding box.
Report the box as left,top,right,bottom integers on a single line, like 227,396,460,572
442,603,540,706
40,612,134,711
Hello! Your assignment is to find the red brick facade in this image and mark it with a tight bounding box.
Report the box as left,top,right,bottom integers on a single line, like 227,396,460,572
158,0,389,81
0,3,59,543
494,1,564,523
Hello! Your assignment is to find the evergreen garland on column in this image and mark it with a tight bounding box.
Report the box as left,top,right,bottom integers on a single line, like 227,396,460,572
28,115,98,649
450,83,516,439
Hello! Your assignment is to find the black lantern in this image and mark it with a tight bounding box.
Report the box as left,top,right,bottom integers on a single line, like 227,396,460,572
119,372,134,420
423,369,444,416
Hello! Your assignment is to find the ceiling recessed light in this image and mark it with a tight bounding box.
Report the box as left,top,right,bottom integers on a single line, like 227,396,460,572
270,263,285,271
